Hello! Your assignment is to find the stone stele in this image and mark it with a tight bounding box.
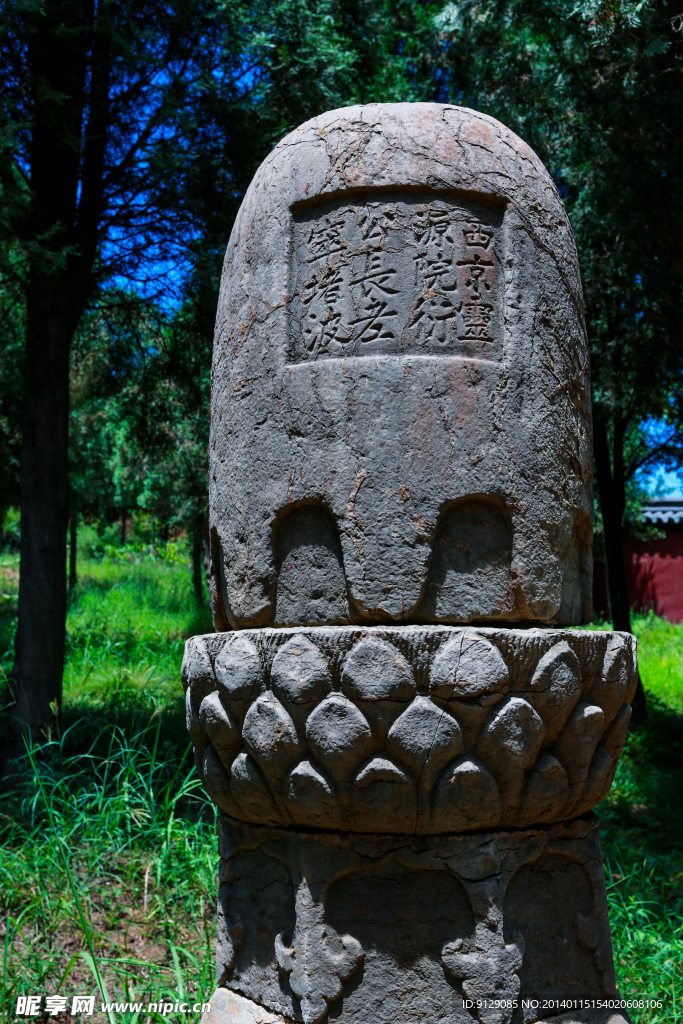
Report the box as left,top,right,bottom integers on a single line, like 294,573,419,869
187,104,635,1024
209,103,592,630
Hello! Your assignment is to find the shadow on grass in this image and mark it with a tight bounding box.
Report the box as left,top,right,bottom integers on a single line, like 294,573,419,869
596,695,683,1017
1,688,213,835
61,692,191,761
599,695,683,852
0,689,218,1021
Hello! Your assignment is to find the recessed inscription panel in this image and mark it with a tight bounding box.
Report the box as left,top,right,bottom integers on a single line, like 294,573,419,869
289,192,506,363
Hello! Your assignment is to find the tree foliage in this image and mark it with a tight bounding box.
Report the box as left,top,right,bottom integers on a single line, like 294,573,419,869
436,0,683,680
0,0,681,738
0,0,443,739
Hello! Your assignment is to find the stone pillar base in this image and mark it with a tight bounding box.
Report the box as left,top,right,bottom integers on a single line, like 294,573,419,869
201,988,630,1024
209,814,630,1024
201,987,290,1023
184,626,636,836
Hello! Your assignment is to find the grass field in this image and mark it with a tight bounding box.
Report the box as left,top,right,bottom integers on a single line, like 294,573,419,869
0,533,681,1023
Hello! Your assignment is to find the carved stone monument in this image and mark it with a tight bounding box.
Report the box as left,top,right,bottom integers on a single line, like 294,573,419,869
184,104,635,1024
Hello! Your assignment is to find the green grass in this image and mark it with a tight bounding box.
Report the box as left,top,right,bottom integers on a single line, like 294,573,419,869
563,611,683,1022
0,538,681,1022
598,696,683,1020
631,611,683,713
1,720,217,1023
1,527,213,717
1,533,215,1022
63,528,212,712
573,614,683,1020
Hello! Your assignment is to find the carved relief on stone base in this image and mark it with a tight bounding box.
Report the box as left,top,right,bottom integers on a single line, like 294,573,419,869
183,626,636,834
213,814,629,1024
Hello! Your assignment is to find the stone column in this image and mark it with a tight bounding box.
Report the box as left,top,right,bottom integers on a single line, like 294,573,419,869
184,104,636,1024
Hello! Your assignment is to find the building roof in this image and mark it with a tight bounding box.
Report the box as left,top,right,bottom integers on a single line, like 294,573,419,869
642,499,683,525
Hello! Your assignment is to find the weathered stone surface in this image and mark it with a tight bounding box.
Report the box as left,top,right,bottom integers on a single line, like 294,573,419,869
209,103,592,630
201,987,293,1024
271,636,331,704
210,815,628,1024
191,105,638,1024
183,626,635,833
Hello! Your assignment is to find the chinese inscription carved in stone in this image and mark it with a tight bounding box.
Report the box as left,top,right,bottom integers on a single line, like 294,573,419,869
289,194,504,362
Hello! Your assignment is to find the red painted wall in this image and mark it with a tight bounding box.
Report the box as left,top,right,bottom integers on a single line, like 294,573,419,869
594,528,683,623
626,530,683,623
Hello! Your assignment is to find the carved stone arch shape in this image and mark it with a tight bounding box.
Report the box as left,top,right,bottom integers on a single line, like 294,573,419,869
209,525,234,631
503,851,602,1003
272,502,352,626
217,845,296,986
325,863,475,1024
419,495,514,623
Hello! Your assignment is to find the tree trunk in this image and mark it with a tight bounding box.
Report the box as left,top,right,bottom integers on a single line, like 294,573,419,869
9,289,72,747
6,0,109,755
69,508,77,591
192,511,204,606
593,410,647,721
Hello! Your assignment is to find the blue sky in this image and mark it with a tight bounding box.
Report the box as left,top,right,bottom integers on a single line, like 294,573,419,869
640,467,683,500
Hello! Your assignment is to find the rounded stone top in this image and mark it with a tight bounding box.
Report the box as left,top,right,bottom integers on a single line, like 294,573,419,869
233,103,580,300
210,104,592,631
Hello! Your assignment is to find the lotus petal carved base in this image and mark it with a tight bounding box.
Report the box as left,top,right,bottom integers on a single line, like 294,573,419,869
212,814,629,1024
183,626,636,834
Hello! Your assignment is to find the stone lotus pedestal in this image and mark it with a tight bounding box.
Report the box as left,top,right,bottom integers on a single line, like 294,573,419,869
183,626,636,1024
